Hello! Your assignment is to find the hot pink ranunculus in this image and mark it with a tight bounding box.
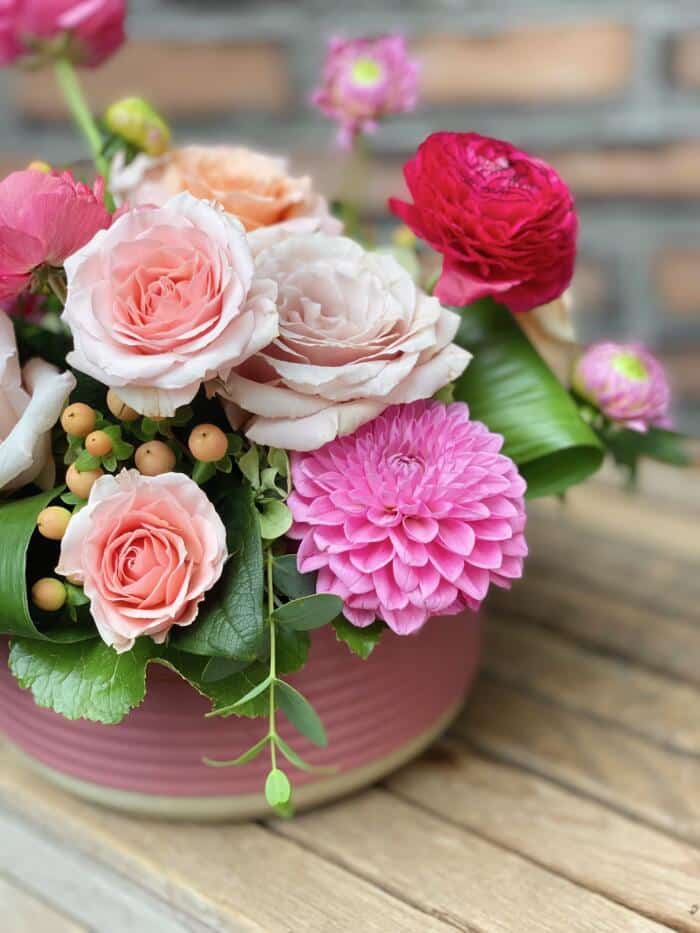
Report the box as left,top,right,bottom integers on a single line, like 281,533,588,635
288,400,528,635
0,0,126,68
0,169,113,303
56,469,228,653
217,233,471,452
389,132,578,313
62,191,279,417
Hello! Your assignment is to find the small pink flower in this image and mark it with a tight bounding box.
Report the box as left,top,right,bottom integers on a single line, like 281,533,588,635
0,0,126,68
573,342,672,433
0,169,113,303
288,400,527,635
62,191,279,417
56,470,227,653
312,34,419,149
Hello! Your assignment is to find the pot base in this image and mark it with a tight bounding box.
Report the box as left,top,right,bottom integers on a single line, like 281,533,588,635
5,699,462,821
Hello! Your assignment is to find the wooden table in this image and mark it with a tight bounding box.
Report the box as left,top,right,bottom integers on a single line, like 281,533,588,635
2,464,699,933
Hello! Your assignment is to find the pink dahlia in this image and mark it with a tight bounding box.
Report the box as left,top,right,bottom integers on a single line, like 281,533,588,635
287,400,527,635
573,341,671,433
0,169,113,302
312,34,419,149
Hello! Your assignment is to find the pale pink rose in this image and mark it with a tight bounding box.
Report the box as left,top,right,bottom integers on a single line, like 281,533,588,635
110,145,342,238
0,310,76,492
217,234,472,451
62,191,279,417
56,469,227,653
517,292,580,384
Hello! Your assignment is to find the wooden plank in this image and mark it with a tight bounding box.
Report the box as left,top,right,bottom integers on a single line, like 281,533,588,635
275,789,670,933
389,740,700,932
1,876,86,933
482,617,700,756
0,746,451,933
454,679,700,846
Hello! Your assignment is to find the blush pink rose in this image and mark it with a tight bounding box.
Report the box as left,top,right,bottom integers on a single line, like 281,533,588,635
217,233,472,451
0,0,126,68
0,169,113,303
56,469,227,653
62,191,279,417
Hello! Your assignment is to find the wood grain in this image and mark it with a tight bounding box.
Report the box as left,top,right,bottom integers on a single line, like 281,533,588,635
455,679,700,846
389,740,700,932
276,789,670,933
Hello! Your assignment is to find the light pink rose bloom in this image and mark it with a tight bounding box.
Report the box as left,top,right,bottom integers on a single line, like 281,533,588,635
217,233,472,451
62,191,279,417
56,469,227,653
0,310,76,492
110,145,342,242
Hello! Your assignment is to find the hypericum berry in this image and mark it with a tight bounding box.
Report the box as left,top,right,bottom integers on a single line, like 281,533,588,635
85,430,113,457
188,424,228,463
31,578,67,612
135,441,176,476
66,463,103,499
106,389,139,422
36,506,71,541
60,403,96,438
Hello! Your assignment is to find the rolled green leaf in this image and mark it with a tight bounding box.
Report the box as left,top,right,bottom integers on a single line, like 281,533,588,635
453,299,604,498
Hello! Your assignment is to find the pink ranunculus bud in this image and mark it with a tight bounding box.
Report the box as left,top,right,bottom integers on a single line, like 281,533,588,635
573,341,672,433
312,34,419,149
390,132,578,313
287,400,528,635
0,169,113,303
0,0,126,69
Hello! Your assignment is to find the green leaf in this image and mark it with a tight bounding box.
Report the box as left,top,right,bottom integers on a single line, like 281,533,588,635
192,460,216,486
64,583,89,608
174,480,265,660
276,681,328,747
0,487,64,639
332,616,385,660
268,447,289,477
273,555,316,600
204,735,270,768
8,638,155,723
265,768,292,808
258,499,292,540
238,445,260,487
453,298,604,497
274,735,336,775
74,450,101,472
201,656,252,683
604,425,693,472
102,454,118,472
275,626,310,674
273,593,343,631
156,649,271,718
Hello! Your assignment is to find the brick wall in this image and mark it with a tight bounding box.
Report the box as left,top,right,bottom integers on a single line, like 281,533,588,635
0,0,698,432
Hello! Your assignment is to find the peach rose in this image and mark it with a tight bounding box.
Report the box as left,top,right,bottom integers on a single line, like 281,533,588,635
62,191,278,417
0,311,76,492
56,470,227,653
216,234,472,451
111,145,342,238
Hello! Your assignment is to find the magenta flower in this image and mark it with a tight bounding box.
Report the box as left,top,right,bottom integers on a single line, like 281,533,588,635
312,34,419,149
288,400,527,635
573,342,672,433
0,0,126,69
0,169,113,302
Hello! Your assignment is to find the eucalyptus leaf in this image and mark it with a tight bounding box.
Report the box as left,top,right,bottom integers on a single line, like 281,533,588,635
258,499,292,540
273,556,316,600
453,298,604,497
273,594,343,631
332,616,385,660
8,637,155,723
268,447,289,477
274,735,336,775
276,681,328,747
275,626,310,674
238,446,260,488
174,480,265,660
265,768,292,808
204,735,270,768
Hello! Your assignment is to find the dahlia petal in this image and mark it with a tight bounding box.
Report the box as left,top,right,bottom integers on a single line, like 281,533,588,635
343,606,378,627
468,540,504,570
437,518,475,556
348,539,394,573
427,542,464,582
402,515,439,543
382,603,430,635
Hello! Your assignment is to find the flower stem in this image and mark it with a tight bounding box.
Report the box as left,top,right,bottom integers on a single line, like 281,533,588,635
267,549,278,769
54,58,112,192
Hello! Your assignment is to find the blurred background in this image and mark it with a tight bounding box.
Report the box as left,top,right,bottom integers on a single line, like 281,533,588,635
0,0,698,433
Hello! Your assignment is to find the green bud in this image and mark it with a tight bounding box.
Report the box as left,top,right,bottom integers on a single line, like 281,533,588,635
104,97,171,157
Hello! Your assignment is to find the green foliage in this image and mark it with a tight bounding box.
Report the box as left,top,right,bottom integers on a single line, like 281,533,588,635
332,616,385,660
276,681,328,747
9,637,155,723
265,768,292,811
453,298,604,497
272,555,316,600
598,423,692,482
273,594,343,631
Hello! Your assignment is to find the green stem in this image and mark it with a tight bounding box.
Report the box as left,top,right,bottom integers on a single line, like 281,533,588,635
266,549,278,769
54,58,112,196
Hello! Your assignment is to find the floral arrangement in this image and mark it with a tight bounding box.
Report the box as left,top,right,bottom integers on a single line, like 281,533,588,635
0,8,691,815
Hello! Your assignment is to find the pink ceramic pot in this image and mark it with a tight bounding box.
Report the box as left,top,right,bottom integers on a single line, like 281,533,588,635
0,616,480,820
